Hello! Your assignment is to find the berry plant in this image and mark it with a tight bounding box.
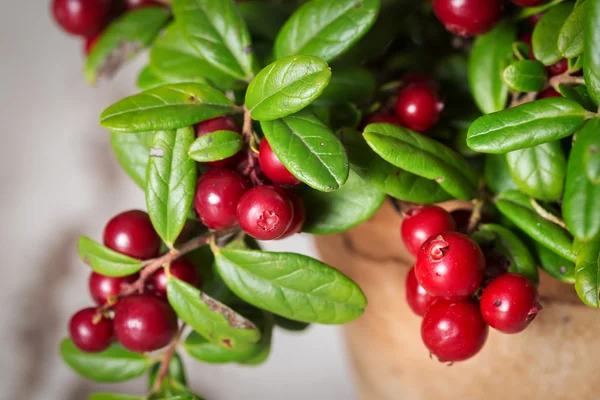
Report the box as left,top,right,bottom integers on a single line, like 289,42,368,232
52,0,600,397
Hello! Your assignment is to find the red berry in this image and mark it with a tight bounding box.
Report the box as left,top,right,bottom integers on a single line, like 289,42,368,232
237,185,294,240
548,59,568,76
394,83,443,132
360,113,403,130
83,33,100,55
259,139,301,186
279,189,306,239
194,168,250,230
88,272,138,305
527,12,544,28
113,294,178,353
51,0,112,37
125,0,162,10
401,205,456,256
538,87,561,99
480,273,541,334
69,308,113,353
415,232,485,300
103,210,161,260
432,0,503,37
511,0,547,7
406,267,437,317
195,116,242,167
152,258,201,296
421,299,488,362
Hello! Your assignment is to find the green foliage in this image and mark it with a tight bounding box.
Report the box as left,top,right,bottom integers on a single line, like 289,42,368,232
319,68,376,104
558,1,586,59
532,3,573,66
503,60,548,93
537,244,576,284
584,0,600,104
575,240,600,307
188,130,243,162
78,236,142,276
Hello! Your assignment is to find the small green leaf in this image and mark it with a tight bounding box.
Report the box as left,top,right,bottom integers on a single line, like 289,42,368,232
78,236,142,276
558,1,585,58
100,83,234,133
89,394,142,400
503,60,548,92
363,123,477,200
532,3,573,66
467,98,586,154
237,2,292,41
469,22,516,114
60,339,151,383
85,8,170,84
557,84,597,111
188,130,242,162
137,66,167,90
298,169,385,234
148,353,187,390
166,277,261,350
245,55,332,121
585,0,600,104
536,244,575,284
484,154,518,195
184,331,256,363
274,0,380,62
505,141,566,202
575,240,600,307
110,131,154,189
319,67,376,104
261,109,349,191
146,128,197,246
273,315,310,331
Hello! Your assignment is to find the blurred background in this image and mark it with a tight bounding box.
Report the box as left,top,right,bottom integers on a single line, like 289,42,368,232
0,3,355,399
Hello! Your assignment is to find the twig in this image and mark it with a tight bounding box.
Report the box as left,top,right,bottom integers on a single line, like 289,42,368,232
242,105,253,142
510,92,537,108
550,74,585,90
240,105,263,186
467,198,485,234
151,324,185,393
529,198,568,229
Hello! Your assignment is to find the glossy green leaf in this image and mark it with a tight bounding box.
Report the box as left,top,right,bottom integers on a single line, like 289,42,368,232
503,60,548,92
505,141,566,202
237,2,292,41
273,315,310,331
110,131,154,189
532,3,573,66
495,191,575,262
89,394,142,400
184,331,257,363
469,22,516,114
558,1,585,58
467,98,586,154
146,128,196,246
172,0,257,81
298,169,385,234
536,244,576,283
484,154,518,195
319,67,376,104
261,109,349,191
363,123,477,200
214,248,367,324
557,84,597,111
563,119,600,242
100,83,233,133
274,0,380,62
237,310,274,366
188,130,242,162
166,277,261,350
575,240,600,307
78,236,142,276
585,0,600,104
245,55,332,121
137,66,166,91
85,8,170,84
60,339,151,383
148,353,187,390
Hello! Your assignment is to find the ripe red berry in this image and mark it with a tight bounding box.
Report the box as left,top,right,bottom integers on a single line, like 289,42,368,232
548,59,568,76
480,273,541,334
415,232,485,300
538,87,561,99
103,210,161,260
511,0,548,7
259,139,301,186
394,83,443,132
279,189,306,239
195,116,242,167
360,112,403,130
83,34,100,55
88,272,138,305
152,258,201,297
401,205,456,256
406,267,437,317
432,0,503,37
125,0,162,10
194,168,250,230
113,294,178,353
237,185,294,240
69,308,113,353
421,299,488,362
51,0,112,37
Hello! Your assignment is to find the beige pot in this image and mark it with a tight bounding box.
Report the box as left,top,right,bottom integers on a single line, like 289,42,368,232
316,201,599,400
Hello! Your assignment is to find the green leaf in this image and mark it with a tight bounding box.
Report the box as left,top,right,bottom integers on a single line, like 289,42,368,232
563,119,600,242
110,131,154,189
78,236,142,276
184,331,257,363
536,244,576,284
532,3,573,66
273,315,310,331
575,240,600,307
329,103,362,131
558,1,585,58
85,8,170,84
148,353,187,390
166,277,261,350
245,55,332,121
172,0,257,81
466,98,586,154
188,130,242,162
274,0,380,62
585,0,600,104
137,66,167,91
237,2,292,41
298,169,385,234
484,154,518,195
60,339,151,383
495,191,575,262
214,248,367,324
363,123,477,200
319,67,376,104
502,60,548,92
100,83,234,133
89,394,142,400
505,141,566,202
557,84,597,111
146,128,197,246
237,311,274,366
339,128,451,203
469,22,516,114
260,109,349,191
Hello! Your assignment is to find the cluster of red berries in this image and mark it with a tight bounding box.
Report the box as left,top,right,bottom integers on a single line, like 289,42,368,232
402,205,541,362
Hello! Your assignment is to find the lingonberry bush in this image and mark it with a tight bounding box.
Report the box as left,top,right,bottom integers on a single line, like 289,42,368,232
52,0,600,397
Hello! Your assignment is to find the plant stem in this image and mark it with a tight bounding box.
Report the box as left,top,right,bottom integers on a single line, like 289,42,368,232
467,198,485,234
529,198,568,229
152,324,185,393
509,91,537,108
550,74,585,90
